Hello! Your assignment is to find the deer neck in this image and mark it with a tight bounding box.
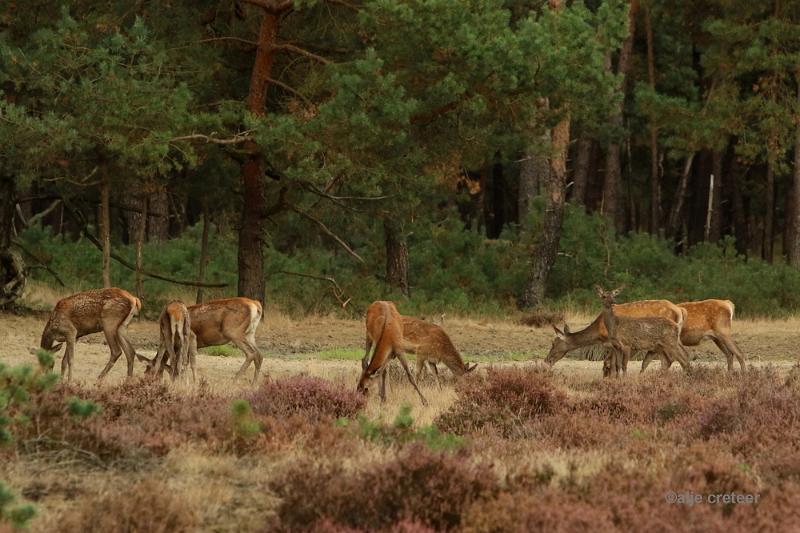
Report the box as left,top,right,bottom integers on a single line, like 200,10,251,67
600,304,618,339
564,315,606,348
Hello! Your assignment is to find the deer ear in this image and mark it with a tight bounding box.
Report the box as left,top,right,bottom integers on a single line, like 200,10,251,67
564,324,572,334
552,325,565,339
612,285,624,297
467,363,478,372
361,357,369,372
594,285,605,297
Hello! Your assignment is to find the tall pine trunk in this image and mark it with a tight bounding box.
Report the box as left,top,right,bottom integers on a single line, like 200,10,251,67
518,132,549,225
709,149,724,242
789,81,800,267
571,135,592,206
667,153,695,239
196,202,211,304
763,164,775,263
519,115,570,308
645,7,661,233
135,194,148,298
384,218,409,296
238,11,279,306
602,0,639,232
99,172,111,288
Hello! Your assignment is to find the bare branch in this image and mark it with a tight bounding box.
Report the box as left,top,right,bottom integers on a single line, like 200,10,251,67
289,204,364,263
11,240,66,287
268,77,313,107
170,131,256,145
25,199,61,227
275,269,361,314
240,0,294,14
197,36,258,47
274,43,331,64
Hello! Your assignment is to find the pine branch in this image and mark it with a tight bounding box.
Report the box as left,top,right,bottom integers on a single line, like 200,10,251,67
288,204,365,263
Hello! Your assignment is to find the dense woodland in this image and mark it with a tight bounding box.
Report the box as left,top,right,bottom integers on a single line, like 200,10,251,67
3,0,800,316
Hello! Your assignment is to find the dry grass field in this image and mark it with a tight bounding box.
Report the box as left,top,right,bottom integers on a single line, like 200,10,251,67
2,289,800,531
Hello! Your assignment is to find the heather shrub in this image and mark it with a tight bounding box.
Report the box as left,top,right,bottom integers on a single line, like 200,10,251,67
436,367,565,438
271,444,498,531
60,479,198,533
245,375,365,421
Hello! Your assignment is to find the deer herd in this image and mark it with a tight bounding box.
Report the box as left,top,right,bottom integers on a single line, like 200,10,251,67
34,285,746,405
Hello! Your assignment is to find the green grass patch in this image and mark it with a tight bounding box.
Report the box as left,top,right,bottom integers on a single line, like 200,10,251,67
200,345,241,358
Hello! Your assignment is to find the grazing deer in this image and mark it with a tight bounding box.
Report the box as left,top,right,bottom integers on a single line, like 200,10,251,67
400,316,477,388
39,288,141,382
138,297,263,383
146,301,196,382
545,298,685,370
358,301,428,406
641,299,746,372
596,286,690,376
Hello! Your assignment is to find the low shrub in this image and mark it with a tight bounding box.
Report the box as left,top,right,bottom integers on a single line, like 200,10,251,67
271,444,498,531
436,367,565,438
60,479,198,533
245,375,365,421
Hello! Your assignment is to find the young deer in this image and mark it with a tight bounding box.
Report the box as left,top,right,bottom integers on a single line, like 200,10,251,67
596,286,690,376
546,298,684,369
138,297,263,383
641,299,746,372
145,301,196,382
39,287,141,382
400,316,477,388
358,301,428,406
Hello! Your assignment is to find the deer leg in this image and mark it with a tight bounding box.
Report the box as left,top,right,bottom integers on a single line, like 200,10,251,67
719,335,746,372
245,334,264,384
116,329,138,379
62,330,77,382
379,368,387,403
187,334,197,383
710,337,734,372
641,351,656,373
396,352,428,407
670,344,691,372
362,337,373,373
415,357,426,384
98,326,126,381
429,362,442,389
621,345,631,375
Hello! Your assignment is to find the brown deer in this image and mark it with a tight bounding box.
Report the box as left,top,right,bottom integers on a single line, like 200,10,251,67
138,297,263,383
358,301,428,406
545,298,685,370
39,288,141,381
146,301,196,382
641,299,746,372
596,286,690,376
400,316,477,388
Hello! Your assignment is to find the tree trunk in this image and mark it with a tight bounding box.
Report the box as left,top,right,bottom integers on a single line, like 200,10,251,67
237,11,279,306
571,135,592,206
519,115,570,309
135,194,148,298
147,189,169,242
518,133,549,225
602,0,639,232
763,164,775,263
730,156,749,255
100,173,111,288
709,150,724,242
0,177,14,250
645,7,661,233
667,153,695,239
384,218,410,296
196,202,211,303
789,83,800,267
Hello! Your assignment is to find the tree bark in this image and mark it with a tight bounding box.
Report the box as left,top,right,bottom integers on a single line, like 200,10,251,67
789,82,800,267
519,115,570,309
518,133,549,225
645,6,661,233
384,218,410,296
667,153,695,239
237,11,279,306
0,177,14,250
100,173,111,288
763,164,775,263
709,150,724,242
135,194,148,298
571,135,592,206
602,0,640,232
147,189,170,242
196,201,211,303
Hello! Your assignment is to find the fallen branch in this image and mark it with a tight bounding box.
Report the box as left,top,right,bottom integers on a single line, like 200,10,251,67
275,269,361,314
170,130,256,145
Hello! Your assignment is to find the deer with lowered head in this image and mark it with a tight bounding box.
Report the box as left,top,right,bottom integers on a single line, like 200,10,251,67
138,297,263,383
545,297,686,372
595,286,691,376
357,301,428,406
143,301,196,382
39,287,141,381
641,299,746,372
400,316,477,388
